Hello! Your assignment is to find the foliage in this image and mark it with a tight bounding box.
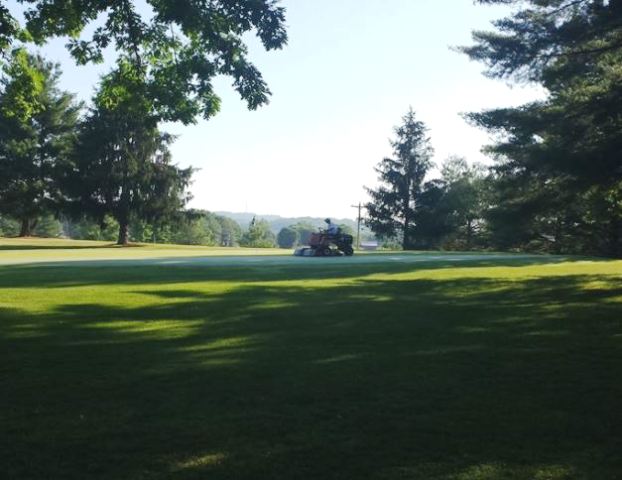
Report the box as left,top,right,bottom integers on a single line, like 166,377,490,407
218,216,242,247
169,216,214,246
1,0,287,124
365,109,433,249
277,226,298,248
408,179,455,250
337,223,354,236
463,0,622,256
461,0,622,83
63,215,119,242
240,216,276,248
0,215,19,237
32,214,62,238
437,157,488,249
162,210,242,246
0,48,80,236
290,222,317,246
56,211,243,246
67,67,194,245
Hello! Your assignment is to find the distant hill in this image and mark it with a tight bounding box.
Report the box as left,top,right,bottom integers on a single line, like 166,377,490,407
215,211,373,237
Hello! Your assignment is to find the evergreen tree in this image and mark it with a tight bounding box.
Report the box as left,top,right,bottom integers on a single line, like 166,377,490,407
0,49,80,236
462,0,622,256
409,179,454,250
68,66,193,245
439,157,487,249
365,109,433,249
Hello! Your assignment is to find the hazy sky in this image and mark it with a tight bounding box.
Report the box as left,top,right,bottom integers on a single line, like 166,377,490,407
12,0,544,220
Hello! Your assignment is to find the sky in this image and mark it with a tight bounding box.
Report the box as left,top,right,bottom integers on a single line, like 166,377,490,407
9,0,545,220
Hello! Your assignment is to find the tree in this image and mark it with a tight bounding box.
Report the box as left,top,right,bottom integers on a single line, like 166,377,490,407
409,179,454,249
217,216,242,247
62,215,119,242
168,211,214,245
277,226,298,248
462,0,622,256
0,215,19,237
68,66,193,245
439,157,488,249
1,0,287,124
460,0,622,84
0,48,81,236
240,216,276,248
365,109,434,249
33,214,62,237
291,222,316,246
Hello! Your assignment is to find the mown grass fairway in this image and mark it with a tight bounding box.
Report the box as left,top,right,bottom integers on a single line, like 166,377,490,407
2,239,621,479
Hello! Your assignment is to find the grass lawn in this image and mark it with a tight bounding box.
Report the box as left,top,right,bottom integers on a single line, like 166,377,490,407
2,239,621,479
0,237,288,265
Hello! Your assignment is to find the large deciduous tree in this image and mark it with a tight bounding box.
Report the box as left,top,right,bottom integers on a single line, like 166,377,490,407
0,48,80,236
365,109,433,249
68,65,193,245
1,0,287,124
461,0,622,256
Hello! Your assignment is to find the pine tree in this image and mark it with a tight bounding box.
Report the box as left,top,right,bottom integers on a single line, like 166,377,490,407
365,109,433,249
462,0,622,256
0,49,80,236
67,65,193,245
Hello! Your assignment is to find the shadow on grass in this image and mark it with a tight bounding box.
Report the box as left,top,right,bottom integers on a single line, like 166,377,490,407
2,266,622,479
0,253,609,289
0,243,117,251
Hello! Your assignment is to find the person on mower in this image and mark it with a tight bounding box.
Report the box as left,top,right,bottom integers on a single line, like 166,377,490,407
325,218,339,235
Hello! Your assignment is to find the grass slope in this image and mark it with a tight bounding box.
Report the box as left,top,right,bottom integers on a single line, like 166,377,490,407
1,244,621,479
0,237,288,264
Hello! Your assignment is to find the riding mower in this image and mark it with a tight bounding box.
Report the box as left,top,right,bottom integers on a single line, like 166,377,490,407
293,221,354,257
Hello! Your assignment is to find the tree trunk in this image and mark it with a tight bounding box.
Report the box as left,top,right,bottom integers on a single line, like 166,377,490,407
19,217,32,237
117,220,129,245
403,196,411,250
402,218,410,250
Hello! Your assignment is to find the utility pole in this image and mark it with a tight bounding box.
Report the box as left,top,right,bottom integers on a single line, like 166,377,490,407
351,202,362,250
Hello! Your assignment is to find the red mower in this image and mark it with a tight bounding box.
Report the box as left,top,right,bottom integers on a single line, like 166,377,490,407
293,220,354,257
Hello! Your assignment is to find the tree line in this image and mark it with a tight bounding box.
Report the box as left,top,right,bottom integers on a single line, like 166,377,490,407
366,1,622,258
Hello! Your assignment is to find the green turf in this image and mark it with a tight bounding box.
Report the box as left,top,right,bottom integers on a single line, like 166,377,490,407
0,237,289,264
2,240,621,479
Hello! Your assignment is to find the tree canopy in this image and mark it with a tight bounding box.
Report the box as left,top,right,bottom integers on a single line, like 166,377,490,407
461,0,622,82
0,0,288,124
